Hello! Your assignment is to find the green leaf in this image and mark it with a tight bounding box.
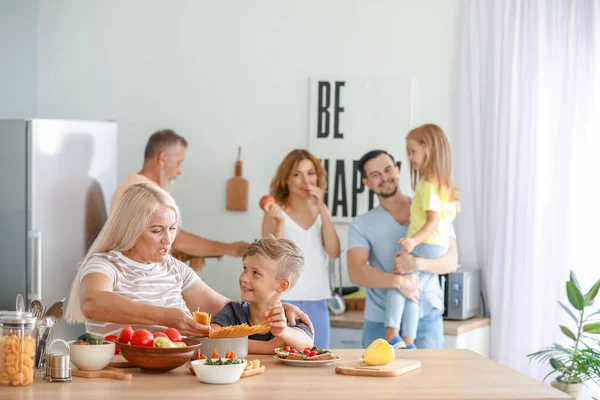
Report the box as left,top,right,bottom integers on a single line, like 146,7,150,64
560,325,577,340
549,358,566,371
567,281,585,310
558,301,578,323
542,369,558,382
585,280,600,305
583,323,600,334
570,271,582,292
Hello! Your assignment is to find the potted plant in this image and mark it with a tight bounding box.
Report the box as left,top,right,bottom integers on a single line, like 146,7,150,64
527,271,600,397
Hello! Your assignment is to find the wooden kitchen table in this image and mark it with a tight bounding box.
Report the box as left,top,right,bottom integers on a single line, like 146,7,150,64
0,349,570,400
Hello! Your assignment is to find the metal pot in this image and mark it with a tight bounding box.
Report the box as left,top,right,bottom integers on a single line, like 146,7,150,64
196,337,248,358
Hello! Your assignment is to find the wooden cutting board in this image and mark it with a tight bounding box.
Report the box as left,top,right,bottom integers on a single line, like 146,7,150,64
72,367,132,381
226,147,248,211
335,359,421,377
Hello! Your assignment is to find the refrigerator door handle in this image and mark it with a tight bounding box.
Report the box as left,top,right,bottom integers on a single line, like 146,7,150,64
28,230,42,302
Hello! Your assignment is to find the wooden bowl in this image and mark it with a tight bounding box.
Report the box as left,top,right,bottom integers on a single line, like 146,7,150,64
116,338,201,372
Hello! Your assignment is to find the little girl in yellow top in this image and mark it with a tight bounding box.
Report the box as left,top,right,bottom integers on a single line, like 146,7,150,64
386,124,459,349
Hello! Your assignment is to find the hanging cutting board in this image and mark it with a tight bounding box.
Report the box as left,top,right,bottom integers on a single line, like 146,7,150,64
335,359,421,377
226,147,248,211
72,367,132,381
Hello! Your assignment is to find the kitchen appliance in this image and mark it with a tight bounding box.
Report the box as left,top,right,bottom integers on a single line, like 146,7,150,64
0,119,118,340
441,268,481,320
327,256,346,315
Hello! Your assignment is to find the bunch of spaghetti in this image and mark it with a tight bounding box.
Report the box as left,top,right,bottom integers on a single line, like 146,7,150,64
209,321,271,338
193,308,271,338
193,309,211,325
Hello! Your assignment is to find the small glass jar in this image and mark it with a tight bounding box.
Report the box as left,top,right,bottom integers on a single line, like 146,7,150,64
0,312,37,386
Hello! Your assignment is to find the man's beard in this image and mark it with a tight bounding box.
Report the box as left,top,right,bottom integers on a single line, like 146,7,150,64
159,170,176,193
376,179,399,198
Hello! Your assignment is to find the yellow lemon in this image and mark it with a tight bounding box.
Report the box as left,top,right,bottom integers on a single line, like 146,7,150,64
362,339,395,366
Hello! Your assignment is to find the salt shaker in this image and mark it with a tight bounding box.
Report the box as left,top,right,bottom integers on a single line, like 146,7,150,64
44,339,71,382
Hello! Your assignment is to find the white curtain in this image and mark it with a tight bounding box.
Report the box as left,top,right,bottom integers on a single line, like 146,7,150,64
458,0,600,391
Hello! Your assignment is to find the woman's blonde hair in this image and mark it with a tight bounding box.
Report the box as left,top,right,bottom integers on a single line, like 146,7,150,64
269,149,327,206
65,183,181,323
407,124,459,203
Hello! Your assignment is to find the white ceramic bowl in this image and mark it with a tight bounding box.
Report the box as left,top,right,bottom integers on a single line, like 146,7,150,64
68,340,115,371
191,359,247,384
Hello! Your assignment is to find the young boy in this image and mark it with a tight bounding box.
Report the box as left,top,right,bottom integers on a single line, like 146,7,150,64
210,236,314,354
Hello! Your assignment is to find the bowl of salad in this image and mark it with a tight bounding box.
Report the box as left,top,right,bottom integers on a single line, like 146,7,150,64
69,333,116,371
190,357,247,384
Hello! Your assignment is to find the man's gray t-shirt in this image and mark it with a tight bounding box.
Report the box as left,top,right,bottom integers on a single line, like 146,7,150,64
212,301,313,341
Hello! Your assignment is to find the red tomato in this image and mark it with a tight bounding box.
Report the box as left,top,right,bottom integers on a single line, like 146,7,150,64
130,329,154,347
303,348,310,355
153,332,168,339
104,335,120,354
163,328,182,342
118,327,134,344
308,351,317,357
283,346,291,352
289,349,297,354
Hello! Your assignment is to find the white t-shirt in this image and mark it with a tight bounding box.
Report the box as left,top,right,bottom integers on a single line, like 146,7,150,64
281,211,331,301
80,250,200,336
110,173,158,214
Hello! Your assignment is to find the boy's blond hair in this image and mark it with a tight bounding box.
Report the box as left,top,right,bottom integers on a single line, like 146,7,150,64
243,235,304,288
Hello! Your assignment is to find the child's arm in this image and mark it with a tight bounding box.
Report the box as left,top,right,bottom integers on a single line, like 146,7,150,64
248,339,280,354
266,303,314,351
399,211,439,253
277,326,314,350
247,327,314,355
394,237,458,276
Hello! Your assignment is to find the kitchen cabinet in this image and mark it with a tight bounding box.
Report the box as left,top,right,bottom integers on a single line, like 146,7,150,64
330,310,490,357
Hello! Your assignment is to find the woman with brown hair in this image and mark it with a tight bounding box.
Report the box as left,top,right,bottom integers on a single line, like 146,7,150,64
262,149,340,348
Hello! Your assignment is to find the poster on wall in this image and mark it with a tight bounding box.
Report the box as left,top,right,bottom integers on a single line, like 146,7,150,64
308,77,413,223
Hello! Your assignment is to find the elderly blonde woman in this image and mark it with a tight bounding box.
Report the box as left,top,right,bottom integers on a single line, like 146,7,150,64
66,183,312,337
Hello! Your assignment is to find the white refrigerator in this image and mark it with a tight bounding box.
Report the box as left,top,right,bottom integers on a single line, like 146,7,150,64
0,119,117,340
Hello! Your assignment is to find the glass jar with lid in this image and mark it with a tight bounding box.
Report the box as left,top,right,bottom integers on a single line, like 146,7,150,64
0,312,37,386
